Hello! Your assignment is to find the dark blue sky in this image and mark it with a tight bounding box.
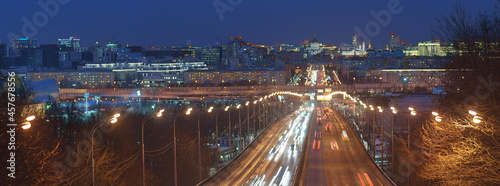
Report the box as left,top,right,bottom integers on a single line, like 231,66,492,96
1,0,496,47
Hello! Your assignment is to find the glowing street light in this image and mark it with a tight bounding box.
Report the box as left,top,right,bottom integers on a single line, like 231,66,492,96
435,116,443,122
114,113,121,118
408,107,414,111
26,115,35,121
21,122,31,129
469,110,477,116
432,112,439,116
473,116,482,123
411,111,417,116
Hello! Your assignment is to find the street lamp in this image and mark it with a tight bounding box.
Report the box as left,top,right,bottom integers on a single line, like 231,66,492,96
224,106,233,159
473,116,482,123
237,104,242,153
245,101,250,146
173,108,191,186
91,113,120,186
21,115,36,130
253,100,257,139
468,110,477,116
435,116,443,122
406,107,416,185
390,108,397,176
141,109,165,186
378,108,384,170
196,106,213,182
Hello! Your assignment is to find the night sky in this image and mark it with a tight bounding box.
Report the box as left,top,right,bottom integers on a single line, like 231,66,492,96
1,0,496,47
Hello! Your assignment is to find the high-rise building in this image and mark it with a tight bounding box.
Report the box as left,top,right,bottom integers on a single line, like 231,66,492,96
58,36,81,50
201,46,222,69
40,44,60,68
227,36,245,59
13,37,37,56
21,48,43,67
0,44,6,59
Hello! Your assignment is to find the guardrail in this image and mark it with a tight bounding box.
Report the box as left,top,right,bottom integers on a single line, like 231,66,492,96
292,107,315,186
334,109,397,186
197,109,297,186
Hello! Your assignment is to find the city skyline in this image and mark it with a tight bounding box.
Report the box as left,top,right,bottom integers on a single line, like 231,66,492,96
1,0,495,46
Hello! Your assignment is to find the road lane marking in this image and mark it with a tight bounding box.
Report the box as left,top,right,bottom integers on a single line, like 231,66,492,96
357,172,366,186
364,173,374,186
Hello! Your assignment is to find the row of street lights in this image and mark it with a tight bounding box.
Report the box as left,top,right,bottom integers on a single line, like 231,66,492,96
88,90,302,186
148,91,300,186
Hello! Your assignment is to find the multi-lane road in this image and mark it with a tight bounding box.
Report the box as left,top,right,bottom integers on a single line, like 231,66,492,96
202,103,391,186
203,104,313,186
303,106,391,186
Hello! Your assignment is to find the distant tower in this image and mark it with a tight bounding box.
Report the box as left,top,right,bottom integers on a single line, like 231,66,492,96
352,34,359,47
368,41,372,49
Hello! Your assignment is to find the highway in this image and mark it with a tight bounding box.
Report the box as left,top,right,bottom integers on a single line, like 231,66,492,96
303,106,391,186
203,104,313,186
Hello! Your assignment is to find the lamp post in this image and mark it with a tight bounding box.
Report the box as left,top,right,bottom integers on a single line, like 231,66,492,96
173,108,192,186
246,101,250,146
390,107,397,176
225,106,232,159
197,106,213,182
253,100,257,139
369,105,375,157
237,104,242,153
378,108,384,170
214,108,228,171
407,107,417,185
141,109,165,186
258,98,262,135
91,113,120,186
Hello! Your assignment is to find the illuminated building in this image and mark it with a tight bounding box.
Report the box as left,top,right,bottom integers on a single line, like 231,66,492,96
403,39,455,56
201,46,222,69
27,70,114,88
13,37,37,50
341,34,367,57
58,36,81,50
185,69,287,86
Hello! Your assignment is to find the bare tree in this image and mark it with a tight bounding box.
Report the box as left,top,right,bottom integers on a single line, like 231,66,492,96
417,2,500,184
419,118,500,185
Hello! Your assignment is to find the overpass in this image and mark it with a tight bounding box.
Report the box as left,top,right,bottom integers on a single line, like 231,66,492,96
57,83,411,100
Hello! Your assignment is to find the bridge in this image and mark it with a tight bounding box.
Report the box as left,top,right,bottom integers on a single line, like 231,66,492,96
57,83,412,100
197,99,394,186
